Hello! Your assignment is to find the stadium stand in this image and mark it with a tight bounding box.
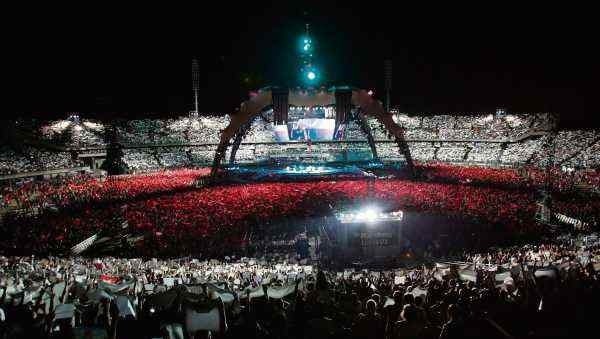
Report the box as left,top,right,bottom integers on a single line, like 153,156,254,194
2,113,599,176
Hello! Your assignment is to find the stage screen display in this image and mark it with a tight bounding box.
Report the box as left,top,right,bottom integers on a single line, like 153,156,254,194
273,125,290,142
280,118,336,141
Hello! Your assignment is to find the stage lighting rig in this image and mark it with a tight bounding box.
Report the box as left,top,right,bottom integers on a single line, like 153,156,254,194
299,23,321,86
337,207,403,224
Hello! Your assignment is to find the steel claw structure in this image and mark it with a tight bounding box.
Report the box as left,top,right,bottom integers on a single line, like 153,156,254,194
210,87,414,178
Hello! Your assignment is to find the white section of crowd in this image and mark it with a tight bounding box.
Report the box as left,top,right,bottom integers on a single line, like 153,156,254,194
1,113,599,176
0,147,82,176
122,150,161,173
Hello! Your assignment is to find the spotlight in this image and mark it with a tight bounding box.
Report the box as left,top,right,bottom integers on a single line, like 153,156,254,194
307,71,316,80
337,208,403,224
352,207,380,223
367,90,374,96
300,37,312,53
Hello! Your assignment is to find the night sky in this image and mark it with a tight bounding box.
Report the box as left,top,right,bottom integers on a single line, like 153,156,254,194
5,3,598,127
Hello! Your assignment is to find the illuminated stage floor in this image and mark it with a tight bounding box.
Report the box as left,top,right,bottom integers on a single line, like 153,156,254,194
222,161,399,182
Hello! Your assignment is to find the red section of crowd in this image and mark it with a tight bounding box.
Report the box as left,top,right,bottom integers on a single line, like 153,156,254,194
2,165,598,256
126,179,537,235
417,163,600,223
3,165,599,212
419,163,526,186
3,178,539,255
2,168,209,209
419,162,600,189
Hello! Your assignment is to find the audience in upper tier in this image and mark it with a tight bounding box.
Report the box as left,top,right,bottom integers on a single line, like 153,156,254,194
1,112,599,176
0,147,83,176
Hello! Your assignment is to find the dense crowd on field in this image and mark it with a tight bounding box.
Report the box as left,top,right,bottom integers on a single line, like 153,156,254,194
2,164,598,215
1,164,599,258
1,169,208,211
0,231,598,339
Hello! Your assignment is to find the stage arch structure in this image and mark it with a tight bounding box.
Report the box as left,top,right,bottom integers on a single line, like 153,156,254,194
210,87,414,177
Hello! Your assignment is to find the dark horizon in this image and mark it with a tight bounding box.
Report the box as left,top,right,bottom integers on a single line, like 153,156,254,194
4,3,598,128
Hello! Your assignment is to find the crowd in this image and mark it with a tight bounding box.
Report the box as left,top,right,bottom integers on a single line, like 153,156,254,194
1,169,208,211
465,144,502,163
419,164,527,187
115,117,228,147
2,161,598,206
0,176,555,256
40,116,229,149
0,147,82,176
157,148,193,169
434,145,468,163
104,134,600,173
243,120,277,144
1,113,599,338
123,144,223,173
122,150,162,173
551,130,598,165
121,148,217,174
344,121,369,140
2,163,599,218
41,119,106,148
0,232,598,339
567,140,600,168
1,113,599,176
418,162,600,192
500,138,548,165
393,113,550,141
189,146,220,165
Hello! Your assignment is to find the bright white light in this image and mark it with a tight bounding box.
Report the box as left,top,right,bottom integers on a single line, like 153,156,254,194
307,71,316,80
362,208,378,223
82,121,104,131
337,208,403,224
480,114,494,123
367,90,374,96
50,120,71,132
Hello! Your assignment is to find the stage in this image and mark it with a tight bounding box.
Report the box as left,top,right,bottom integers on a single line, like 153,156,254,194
219,160,405,182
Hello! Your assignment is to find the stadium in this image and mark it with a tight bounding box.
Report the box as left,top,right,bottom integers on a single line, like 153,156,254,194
2,103,597,257
1,10,599,339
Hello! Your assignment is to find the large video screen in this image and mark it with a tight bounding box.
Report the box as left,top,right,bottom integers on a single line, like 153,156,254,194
274,118,337,142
